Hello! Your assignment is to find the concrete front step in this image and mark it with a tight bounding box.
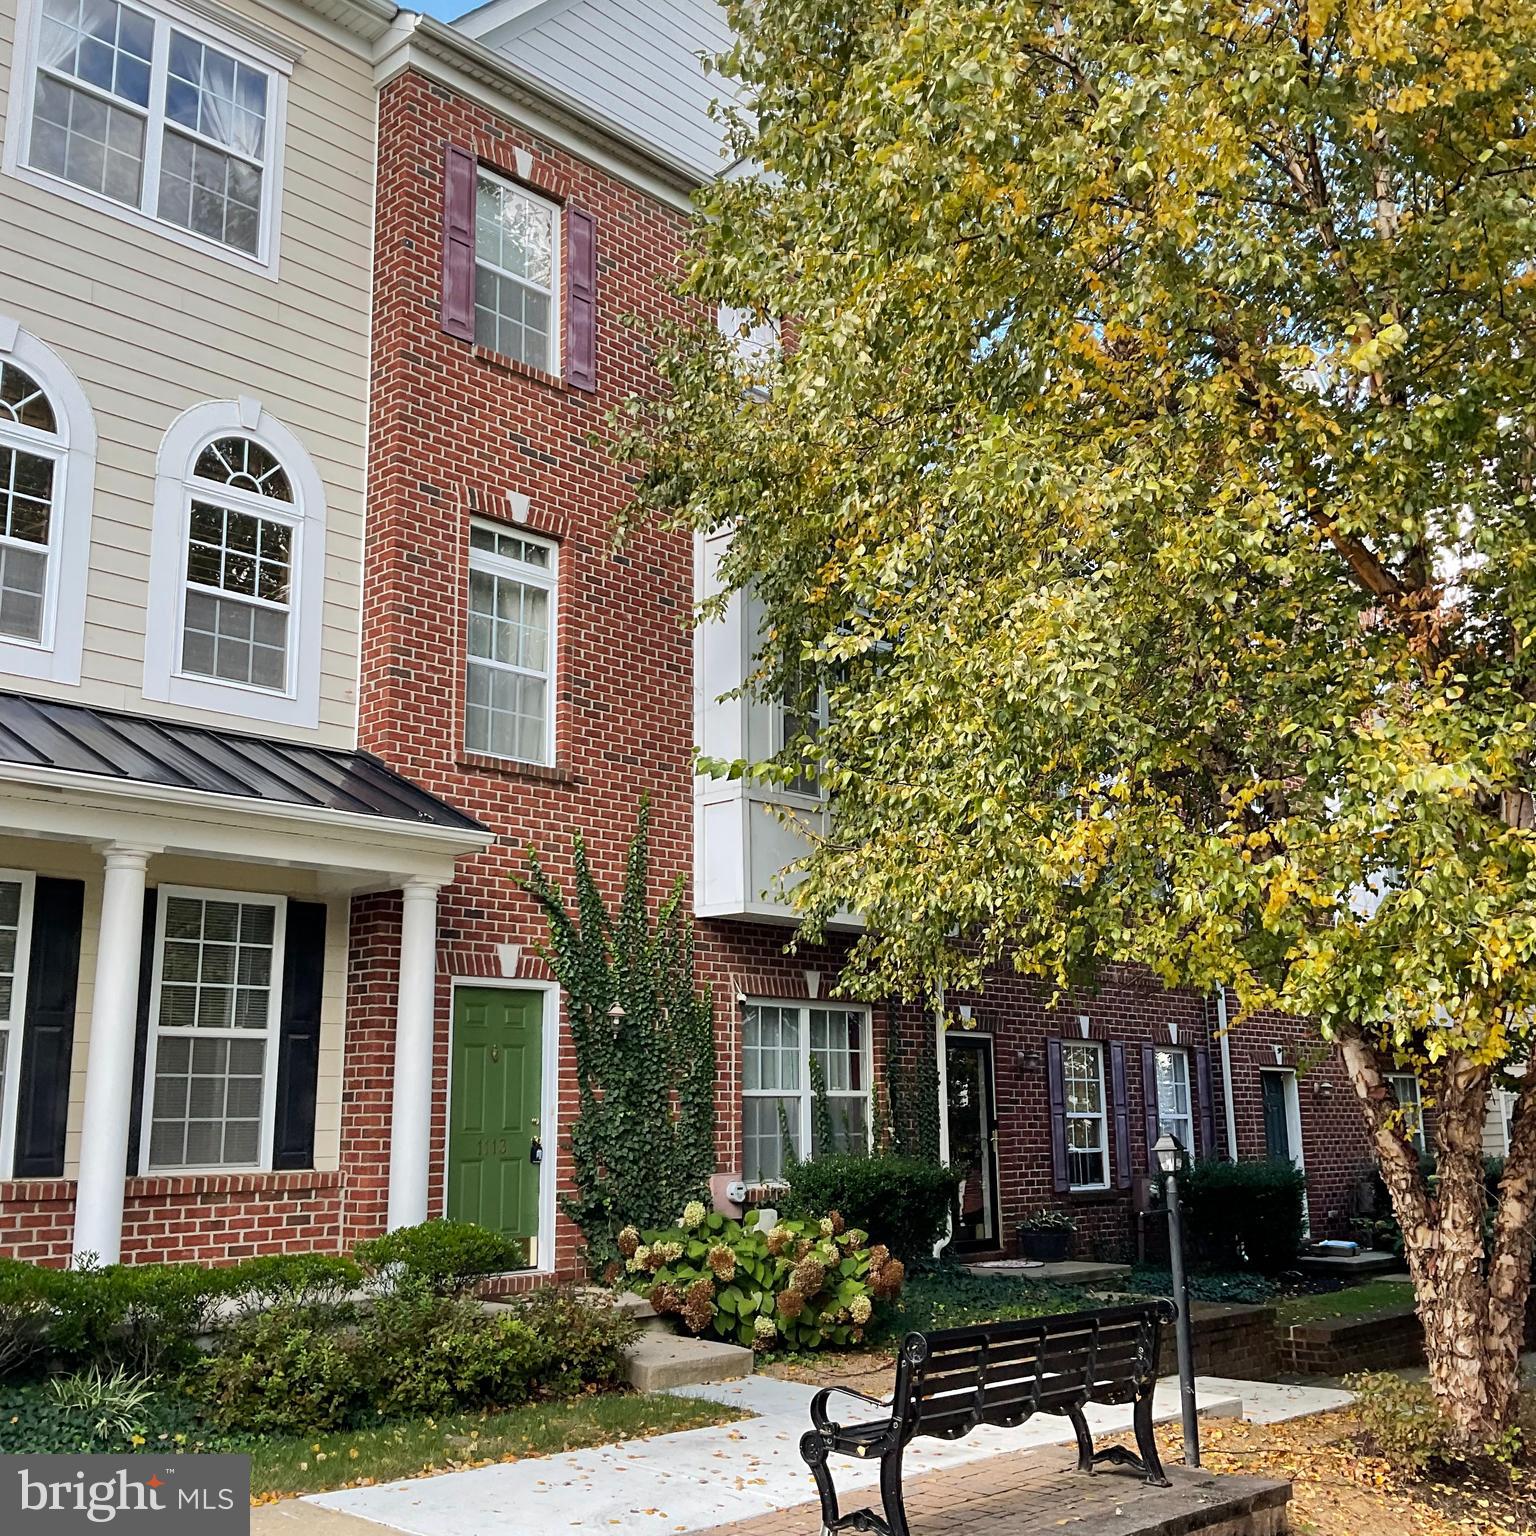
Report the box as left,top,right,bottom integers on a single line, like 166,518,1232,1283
623,1331,754,1392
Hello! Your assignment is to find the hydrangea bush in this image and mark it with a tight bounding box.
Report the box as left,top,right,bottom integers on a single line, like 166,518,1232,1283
619,1206,904,1351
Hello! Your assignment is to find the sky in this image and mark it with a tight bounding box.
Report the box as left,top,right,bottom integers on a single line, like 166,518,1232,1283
409,0,475,18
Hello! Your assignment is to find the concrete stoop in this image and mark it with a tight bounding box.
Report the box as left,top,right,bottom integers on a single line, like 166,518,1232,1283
616,1291,754,1392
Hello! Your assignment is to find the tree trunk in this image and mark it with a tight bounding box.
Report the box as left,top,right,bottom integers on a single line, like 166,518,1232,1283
1339,1035,1536,1443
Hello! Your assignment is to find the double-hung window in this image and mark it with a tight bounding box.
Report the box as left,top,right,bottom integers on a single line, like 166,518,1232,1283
18,0,281,261
1152,1047,1194,1155
0,874,35,1180
778,671,828,798
144,889,282,1171
1063,1041,1109,1190
1387,1073,1426,1155
474,169,559,370
0,361,64,647
179,436,295,693
465,521,556,764
742,1002,869,1183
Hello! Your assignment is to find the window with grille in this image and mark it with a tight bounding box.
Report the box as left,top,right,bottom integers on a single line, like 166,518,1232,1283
20,0,280,261
465,520,556,764
145,890,281,1170
742,1002,869,1183
178,435,295,692
0,875,34,1181
1387,1073,1425,1155
1152,1047,1193,1155
1063,1041,1109,1189
0,360,62,646
474,169,559,370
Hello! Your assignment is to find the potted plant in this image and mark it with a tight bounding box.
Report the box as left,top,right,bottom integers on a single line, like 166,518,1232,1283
1017,1209,1076,1263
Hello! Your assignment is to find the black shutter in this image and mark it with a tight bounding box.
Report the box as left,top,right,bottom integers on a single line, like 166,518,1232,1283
1196,1047,1217,1158
1140,1043,1161,1173
1110,1041,1132,1189
273,901,326,1170
125,889,158,1176
1046,1037,1068,1194
13,878,84,1177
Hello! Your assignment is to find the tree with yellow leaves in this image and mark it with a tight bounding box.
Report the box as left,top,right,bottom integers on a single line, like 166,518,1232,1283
620,0,1536,1439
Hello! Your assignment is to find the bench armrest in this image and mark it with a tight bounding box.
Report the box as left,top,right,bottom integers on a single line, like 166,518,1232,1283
809,1384,895,1434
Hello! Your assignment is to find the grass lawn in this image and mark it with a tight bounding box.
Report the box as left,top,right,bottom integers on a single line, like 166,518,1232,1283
874,1267,1091,1339
1273,1281,1416,1325
250,1391,746,1499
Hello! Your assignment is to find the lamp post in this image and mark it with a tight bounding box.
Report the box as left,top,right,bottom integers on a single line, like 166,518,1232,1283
1154,1131,1200,1468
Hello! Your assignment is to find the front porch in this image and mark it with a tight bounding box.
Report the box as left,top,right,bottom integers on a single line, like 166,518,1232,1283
0,692,490,1265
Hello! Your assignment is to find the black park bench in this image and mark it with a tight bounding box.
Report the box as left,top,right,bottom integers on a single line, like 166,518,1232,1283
799,1300,1177,1536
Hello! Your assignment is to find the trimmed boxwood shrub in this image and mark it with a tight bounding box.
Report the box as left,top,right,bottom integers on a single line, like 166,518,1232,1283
782,1153,953,1263
1178,1158,1308,1273
354,1219,526,1294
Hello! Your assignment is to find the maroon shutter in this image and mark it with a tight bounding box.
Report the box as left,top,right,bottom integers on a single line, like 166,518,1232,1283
1141,1043,1161,1172
1196,1047,1217,1158
1047,1037,1068,1193
564,204,597,390
441,143,476,343
1110,1042,1132,1190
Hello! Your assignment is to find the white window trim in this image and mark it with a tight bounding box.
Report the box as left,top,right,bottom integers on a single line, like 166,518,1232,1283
1152,1045,1195,1156
474,167,561,375
464,518,558,767
1063,1040,1110,1191
138,884,286,1175
145,398,325,727
0,871,38,1182
2,0,294,278
741,998,872,1184
0,317,96,686
1387,1072,1426,1155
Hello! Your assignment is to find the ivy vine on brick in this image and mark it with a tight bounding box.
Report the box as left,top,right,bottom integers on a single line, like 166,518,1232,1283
524,800,716,1274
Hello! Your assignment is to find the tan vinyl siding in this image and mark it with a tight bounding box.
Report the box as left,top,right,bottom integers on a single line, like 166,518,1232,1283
0,0,374,745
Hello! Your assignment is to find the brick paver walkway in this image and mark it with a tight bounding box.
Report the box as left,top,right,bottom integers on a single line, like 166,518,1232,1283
692,1444,1290,1536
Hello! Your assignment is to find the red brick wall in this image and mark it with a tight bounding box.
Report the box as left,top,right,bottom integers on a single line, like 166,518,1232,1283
349,70,709,1279
886,966,1370,1260
0,1174,344,1268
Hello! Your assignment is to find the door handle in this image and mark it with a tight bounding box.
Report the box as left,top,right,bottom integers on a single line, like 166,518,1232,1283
529,1137,544,1165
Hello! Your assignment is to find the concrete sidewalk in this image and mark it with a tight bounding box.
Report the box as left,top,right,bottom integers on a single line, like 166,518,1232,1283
268,1373,1349,1536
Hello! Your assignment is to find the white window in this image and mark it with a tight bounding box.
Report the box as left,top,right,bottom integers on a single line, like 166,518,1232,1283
1152,1047,1194,1155
146,400,325,728
1387,1073,1426,1155
778,673,828,798
474,170,559,370
143,888,283,1171
465,521,556,764
1063,1041,1109,1190
7,0,291,267
0,320,96,686
742,1002,870,1183
0,873,36,1181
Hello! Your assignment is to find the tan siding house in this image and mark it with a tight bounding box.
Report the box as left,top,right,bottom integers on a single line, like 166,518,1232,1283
0,0,490,1267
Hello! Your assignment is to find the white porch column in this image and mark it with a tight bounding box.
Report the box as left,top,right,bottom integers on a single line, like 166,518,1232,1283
72,845,155,1265
387,878,440,1230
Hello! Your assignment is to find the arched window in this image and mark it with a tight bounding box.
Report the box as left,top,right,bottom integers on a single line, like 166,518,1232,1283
146,400,325,728
0,317,96,685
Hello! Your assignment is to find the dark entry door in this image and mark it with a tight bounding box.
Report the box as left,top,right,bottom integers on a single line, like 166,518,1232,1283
448,988,542,1258
1262,1071,1293,1162
946,1033,1001,1252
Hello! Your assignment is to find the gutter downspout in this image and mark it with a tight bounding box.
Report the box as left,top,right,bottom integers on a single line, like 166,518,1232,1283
934,984,952,1258
1216,985,1239,1161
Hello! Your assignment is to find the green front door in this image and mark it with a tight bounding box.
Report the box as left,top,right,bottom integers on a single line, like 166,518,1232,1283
448,988,543,1258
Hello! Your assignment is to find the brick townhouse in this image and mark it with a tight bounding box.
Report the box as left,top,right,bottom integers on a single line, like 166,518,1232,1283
0,0,1397,1275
